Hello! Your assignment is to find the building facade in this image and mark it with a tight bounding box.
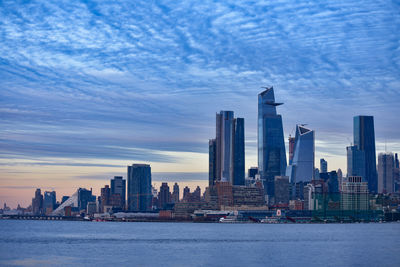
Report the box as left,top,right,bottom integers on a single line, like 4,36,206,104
127,164,152,212
211,111,245,186
110,176,126,210
274,176,290,205
286,125,315,183
353,115,377,193
320,158,328,173
32,188,43,215
341,176,369,211
172,183,180,203
257,87,287,199
43,191,56,214
378,152,394,194
208,139,217,186
347,145,366,180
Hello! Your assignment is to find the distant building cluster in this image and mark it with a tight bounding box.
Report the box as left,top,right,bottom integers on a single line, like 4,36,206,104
2,87,400,222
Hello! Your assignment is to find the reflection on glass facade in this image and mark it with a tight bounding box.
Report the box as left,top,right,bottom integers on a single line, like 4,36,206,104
127,164,152,211
257,87,287,198
353,116,377,193
233,118,245,185
286,125,315,183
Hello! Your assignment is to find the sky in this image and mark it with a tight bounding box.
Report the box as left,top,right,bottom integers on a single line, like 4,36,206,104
1,0,399,208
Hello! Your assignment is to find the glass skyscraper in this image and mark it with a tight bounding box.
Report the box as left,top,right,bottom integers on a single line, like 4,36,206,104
286,124,315,183
127,164,152,211
111,176,126,210
353,115,377,193
378,152,394,194
257,87,287,198
233,117,245,186
347,145,366,179
208,139,217,186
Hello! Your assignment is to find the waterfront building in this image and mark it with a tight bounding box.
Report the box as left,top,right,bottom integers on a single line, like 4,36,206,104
216,181,233,208
193,186,201,202
257,87,287,199
203,186,219,210
158,183,171,210
232,186,265,207
111,176,126,210
347,145,366,179
286,125,315,183
172,183,180,203
213,111,245,185
78,188,96,211
87,202,97,215
127,164,152,212
289,199,304,210
32,188,43,215
274,176,290,205
353,115,377,193
320,159,328,173
100,185,111,212
378,152,395,194
43,191,56,214
183,186,191,202
341,176,369,210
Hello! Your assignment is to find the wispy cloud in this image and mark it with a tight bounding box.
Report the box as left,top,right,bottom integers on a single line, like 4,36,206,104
0,0,399,175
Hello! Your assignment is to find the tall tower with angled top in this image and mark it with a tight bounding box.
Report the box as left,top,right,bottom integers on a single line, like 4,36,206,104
286,124,315,183
257,87,287,200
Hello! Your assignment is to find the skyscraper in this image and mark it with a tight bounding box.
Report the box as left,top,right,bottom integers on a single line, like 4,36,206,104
347,145,366,179
127,164,152,212
258,87,287,198
286,125,315,183
320,158,328,173
378,152,394,194
158,183,171,210
77,188,96,211
208,139,217,186
353,115,377,193
32,188,43,215
288,136,295,165
233,118,245,186
213,111,245,185
172,183,179,203
111,176,126,210
43,191,56,214
100,185,111,212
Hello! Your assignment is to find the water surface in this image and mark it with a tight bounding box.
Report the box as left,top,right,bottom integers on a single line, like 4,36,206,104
0,220,399,266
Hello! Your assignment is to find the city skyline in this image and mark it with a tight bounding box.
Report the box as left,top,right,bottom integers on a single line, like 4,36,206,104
1,1,400,207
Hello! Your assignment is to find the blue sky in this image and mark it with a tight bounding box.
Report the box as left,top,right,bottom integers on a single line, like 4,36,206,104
1,0,399,207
